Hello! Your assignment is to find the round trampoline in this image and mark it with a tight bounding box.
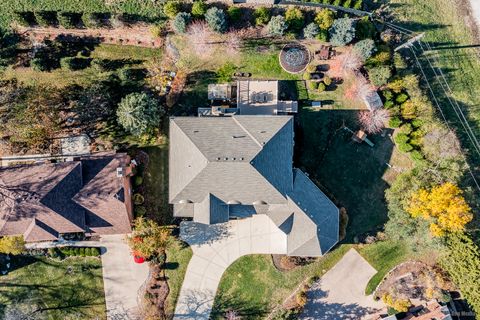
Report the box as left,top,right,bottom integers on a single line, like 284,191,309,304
279,43,311,74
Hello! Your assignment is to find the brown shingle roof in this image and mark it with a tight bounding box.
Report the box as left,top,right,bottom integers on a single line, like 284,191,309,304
0,153,132,242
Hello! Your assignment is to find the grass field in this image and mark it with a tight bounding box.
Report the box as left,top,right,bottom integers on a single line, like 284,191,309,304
390,0,480,167
0,255,105,319
211,245,352,319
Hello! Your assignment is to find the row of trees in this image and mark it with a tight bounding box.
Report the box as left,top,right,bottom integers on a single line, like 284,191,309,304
14,11,133,29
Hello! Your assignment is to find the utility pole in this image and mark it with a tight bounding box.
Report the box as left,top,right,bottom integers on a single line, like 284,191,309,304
394,33,425,52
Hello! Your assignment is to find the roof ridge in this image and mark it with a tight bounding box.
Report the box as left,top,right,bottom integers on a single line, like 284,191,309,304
232,116,263,148
287,233,318,255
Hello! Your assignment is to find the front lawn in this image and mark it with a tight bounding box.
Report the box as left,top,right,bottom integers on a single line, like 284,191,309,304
165,238,193,318
0,255,105,319
211,245,352,319
357,240,412,295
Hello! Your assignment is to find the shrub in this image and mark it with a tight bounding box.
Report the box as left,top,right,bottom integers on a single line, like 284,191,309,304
314,8,334,30
368,66,391,87
343,0,353,7
389,116,402,128
323,76,332,86
0,236,25,255
303,22,319,39
303,72,311,80
111,13,127,28
308,81,318,90
58,12,79,29
48,247,58,257
353,39,376,60
30,57,49,71
368,51,391,66
13,11,35,27
150,21,167,38
227,6,242,23
318,82,326,92
163,1,181,19
329,17,355,46
316,29,328,42
306,64,317,73
79,247,86,257
356,16,375,39
267,15,288,36
353,0,363,9
285,7,304,32
399,123,413,135
333,0,343,6
35,11,57,27
134,176,144,186
116,92,163,136
411,118,423,128
296,291,308,307
91,58,109,71
91,247,101,256
192,1,207,18
396,93,409,104
82,12,102,28
133,193,145,205
173,12,191,34
384,100,394,109
60,57,89,71
410,150,424,162
205,7,227,33
85,247,92,256
254,7,271,26
135,206,147,217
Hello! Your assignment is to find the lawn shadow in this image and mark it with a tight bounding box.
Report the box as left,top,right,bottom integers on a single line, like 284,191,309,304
211,292,269,320
294,106,396,242
173,70,217,116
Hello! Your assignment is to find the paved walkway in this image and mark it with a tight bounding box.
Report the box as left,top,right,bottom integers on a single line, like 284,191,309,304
300,248,384,320
26,235,150,320
173,215,288,320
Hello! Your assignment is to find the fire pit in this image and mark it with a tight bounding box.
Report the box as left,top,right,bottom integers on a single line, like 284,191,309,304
279,43,311,74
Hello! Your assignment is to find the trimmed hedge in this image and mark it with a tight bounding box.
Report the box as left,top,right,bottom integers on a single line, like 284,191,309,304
55,246,101,257
35,11,57,27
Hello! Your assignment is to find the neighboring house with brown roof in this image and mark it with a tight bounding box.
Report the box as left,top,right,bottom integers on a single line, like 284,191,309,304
169,116,339,256
0,153,133,242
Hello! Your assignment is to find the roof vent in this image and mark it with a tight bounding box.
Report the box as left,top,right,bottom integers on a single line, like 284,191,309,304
116,167,124,178
216,157,220,161
232,135,246,139
224,157,228,161
240,157,244,160
193,130,199,133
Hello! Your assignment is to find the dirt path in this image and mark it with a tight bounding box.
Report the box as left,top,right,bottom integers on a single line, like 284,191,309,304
16,25,162,48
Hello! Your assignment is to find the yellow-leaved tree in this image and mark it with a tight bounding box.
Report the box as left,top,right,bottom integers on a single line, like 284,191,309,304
406,182,472,237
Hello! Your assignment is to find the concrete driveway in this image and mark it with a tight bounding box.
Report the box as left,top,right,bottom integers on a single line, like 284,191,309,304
100,234,150,320
173,215,287,320
300,248,384,320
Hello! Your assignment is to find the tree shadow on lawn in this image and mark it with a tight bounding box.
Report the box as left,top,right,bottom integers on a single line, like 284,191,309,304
211,293,269,320
172,70,217,116
294,106,396,242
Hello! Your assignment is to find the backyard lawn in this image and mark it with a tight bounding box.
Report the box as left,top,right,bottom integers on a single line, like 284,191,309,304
2,44,161,87
296,105,412,240
0,255,106,319
211,245,352,319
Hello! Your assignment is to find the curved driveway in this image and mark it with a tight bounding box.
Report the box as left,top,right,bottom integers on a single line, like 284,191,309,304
173,215,288,320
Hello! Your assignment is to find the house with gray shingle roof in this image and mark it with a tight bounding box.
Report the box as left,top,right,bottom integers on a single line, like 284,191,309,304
169,116,339,256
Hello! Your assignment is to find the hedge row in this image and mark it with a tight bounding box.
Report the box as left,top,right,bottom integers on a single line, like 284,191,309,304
48,246,101,257
299,0,363,10
13,11,124,29
0,0,164,29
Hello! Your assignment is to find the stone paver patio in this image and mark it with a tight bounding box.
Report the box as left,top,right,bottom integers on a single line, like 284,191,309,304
173,215,288,320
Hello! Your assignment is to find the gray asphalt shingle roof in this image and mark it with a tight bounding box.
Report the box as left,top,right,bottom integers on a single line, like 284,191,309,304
169,116,339,257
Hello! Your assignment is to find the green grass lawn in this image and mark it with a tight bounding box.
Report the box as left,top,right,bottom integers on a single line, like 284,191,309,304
2,44,161,87
141,144,171,224
296,106,413,240
211,245,352,319
0,255,105,320
165,238,193,318
357,241,412,295
390,0,480,167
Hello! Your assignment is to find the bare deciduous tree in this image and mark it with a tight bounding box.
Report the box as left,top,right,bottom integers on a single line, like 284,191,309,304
344,75,374,101
225,310,239,320
186,21,214,58
357,109,390,134
328,47,363,78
